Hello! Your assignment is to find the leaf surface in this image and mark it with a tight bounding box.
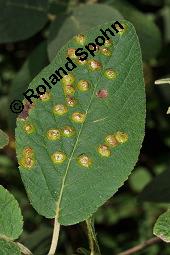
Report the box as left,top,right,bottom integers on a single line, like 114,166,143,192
0,240,21,255
107,0,162,61
154,210,170,242
47,4,123,60
0,185,23,240
16,20,145,225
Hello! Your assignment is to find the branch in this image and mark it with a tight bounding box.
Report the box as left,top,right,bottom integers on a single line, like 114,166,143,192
117,237,161,255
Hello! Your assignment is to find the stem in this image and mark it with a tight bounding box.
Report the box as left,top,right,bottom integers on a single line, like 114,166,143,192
117,237,161,255
86,218,101,255
48,216,60,255
86,220,95,255
16,242,33,255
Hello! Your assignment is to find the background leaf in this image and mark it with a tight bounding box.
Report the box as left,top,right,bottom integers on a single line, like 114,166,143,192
16,20,145,225
0,0,48,43
128,167,151,192
154,210,170,242
140,168,170,203
47,4,123,60
8,42,48,132
106,0,162,61
0,129,9,149
0,185,23,240
0,240,21,255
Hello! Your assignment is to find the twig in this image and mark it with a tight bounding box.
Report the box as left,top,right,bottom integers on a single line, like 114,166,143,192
48,216,60,255
117,237,161,255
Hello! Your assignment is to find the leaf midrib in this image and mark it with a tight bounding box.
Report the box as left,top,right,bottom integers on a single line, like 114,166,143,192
55,31,126,220
55,85,97,219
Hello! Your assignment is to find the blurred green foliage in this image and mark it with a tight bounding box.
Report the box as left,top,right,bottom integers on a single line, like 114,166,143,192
0,0,170,254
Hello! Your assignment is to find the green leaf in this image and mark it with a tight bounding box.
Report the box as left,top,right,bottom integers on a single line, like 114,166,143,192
9,42,48,132
0,185,23,240
0,129,9,149
140,169,170,203
0,240,21,255
15,20,146,225
47,4,123,60
0,0,48,43
107,0,162,61
154,210,170,242
129,167,151,192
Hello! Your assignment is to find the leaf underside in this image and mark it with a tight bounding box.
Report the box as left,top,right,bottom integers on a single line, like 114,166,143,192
15,20,146,225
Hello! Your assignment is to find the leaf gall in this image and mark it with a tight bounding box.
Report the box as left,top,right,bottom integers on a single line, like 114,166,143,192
72,112,86,123
51,151,67,164
53,104,68,116
77,154,92,168
97,144,111,157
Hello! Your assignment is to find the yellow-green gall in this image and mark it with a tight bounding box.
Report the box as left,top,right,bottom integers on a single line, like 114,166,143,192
104,68,117,80
116,23,127,35
100,47,112,57
115,131,128,144
62,74,75,85
19,147,35,169
23,123,35,134
40,92,51,101
63,84,76,95
88,44,100,52
74,34,86,45
76,58,87,65
51,151,66,164
62,126,75,137
88,59,102,71
19,157,35,169
77,80,90,92
72,112,86,123
105,135,119,147
104,40,112,47
67,48,77,59
23,147,34,157
97,144,111,157
47,129,61,141
53,104,68,116
66,96,77,107
77,154,92,168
